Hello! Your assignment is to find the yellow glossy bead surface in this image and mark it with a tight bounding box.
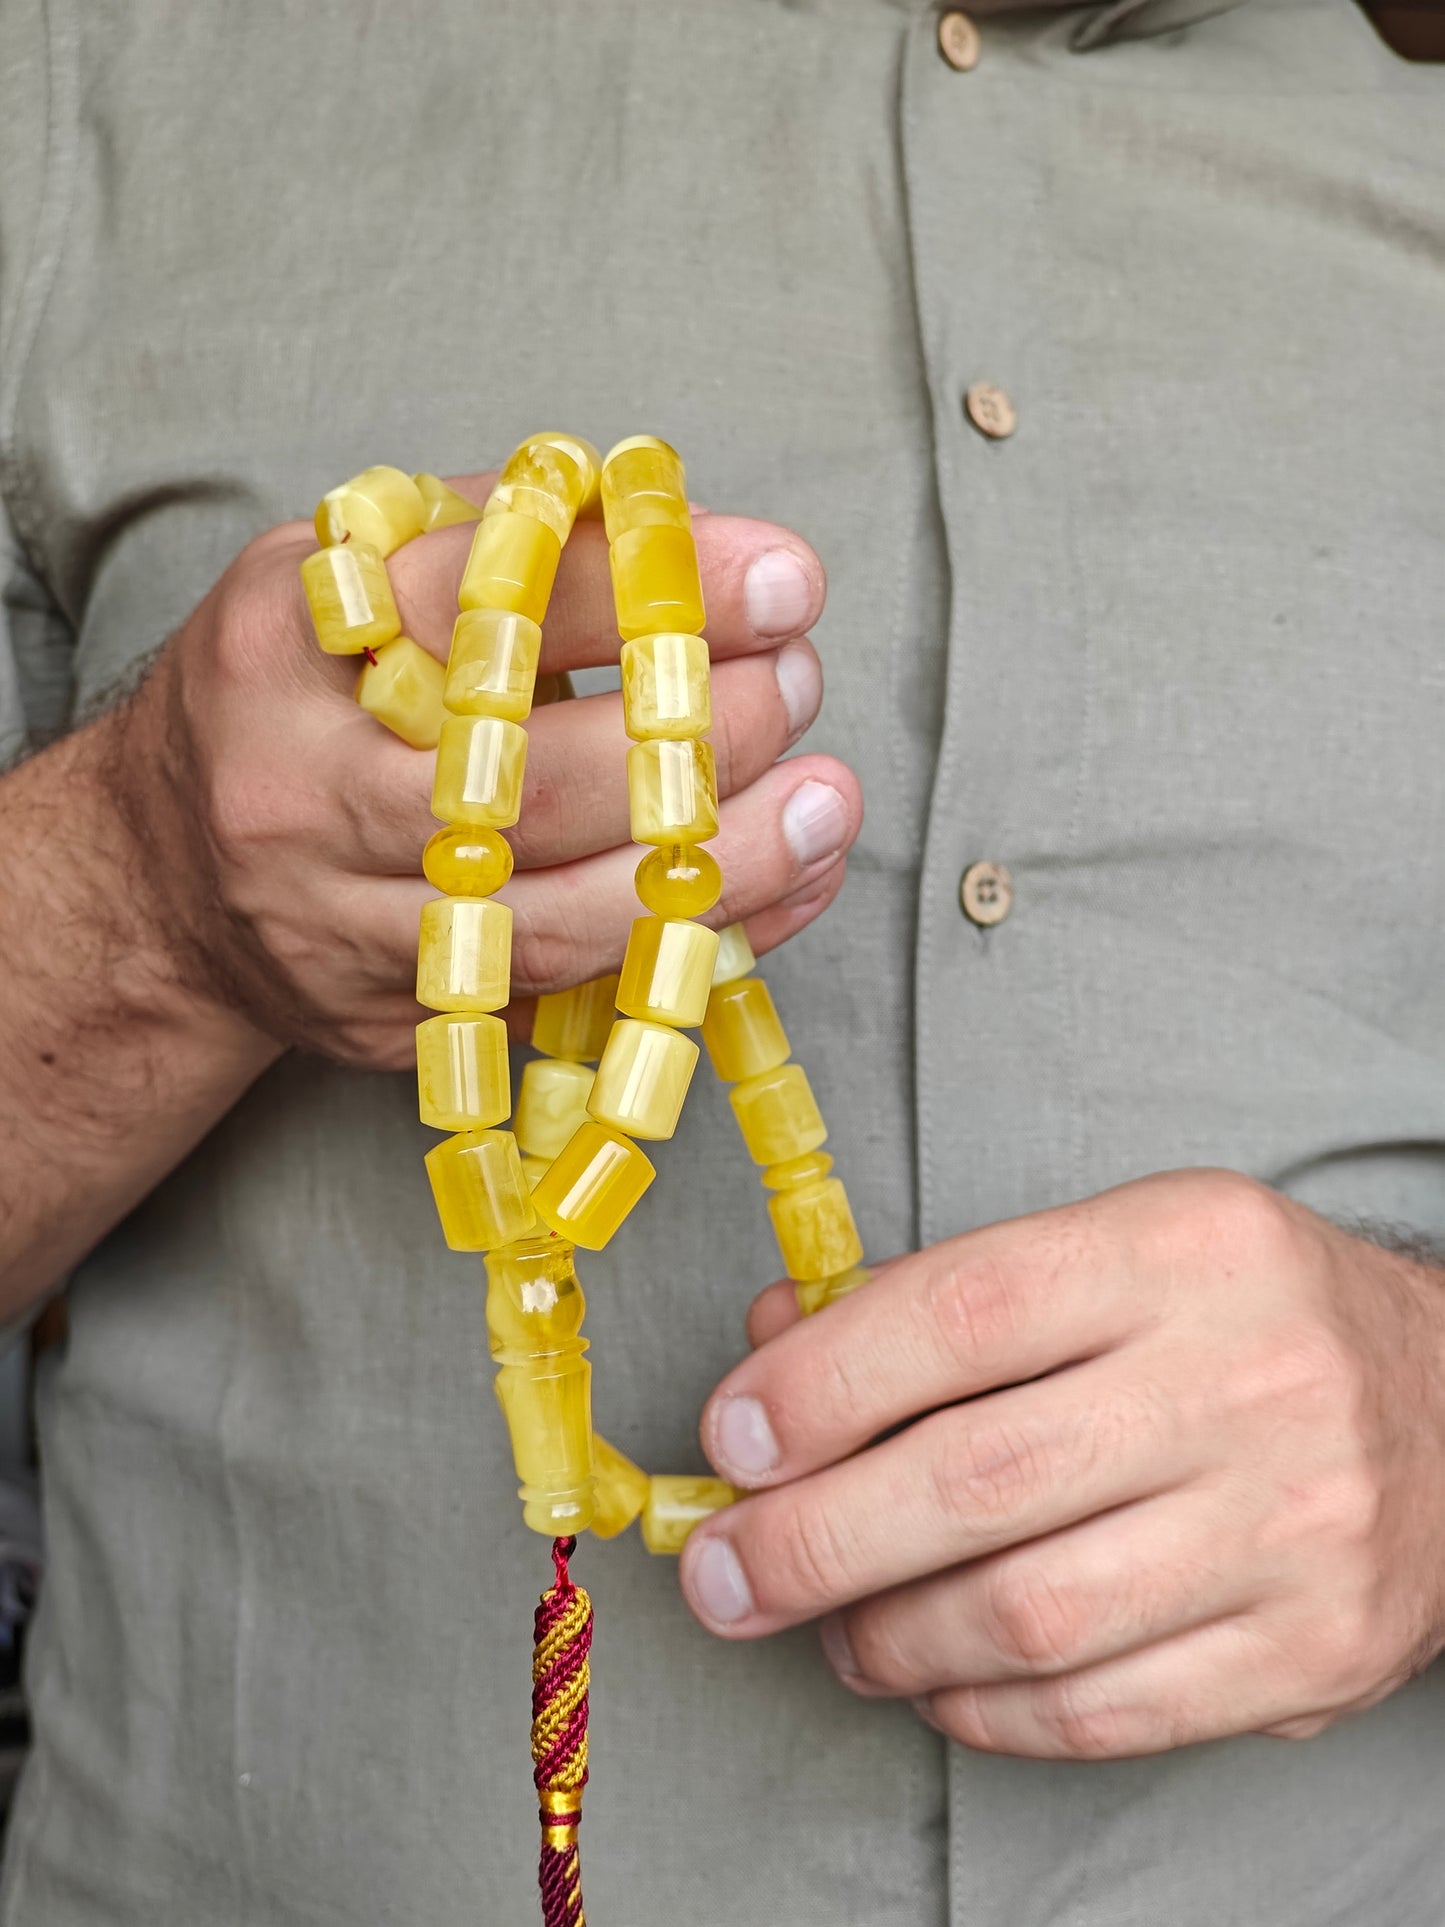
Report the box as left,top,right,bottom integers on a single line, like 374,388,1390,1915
520,1156,550,1191
590,1433,650,1540
627,739,719,847
301,542,400,656
421,826,514,898
413,472,483,532
534,432,603,516
415,898,511,1012
314,466,424,557
431,714,528,829
485,439,585,542
621,633,712,741
610,524,706,641
617,917,720,1029
768,1177,863,1283
711,922,756,986
424,1127,535,1251
416,1012,510,1131
601,437,689,539
795,1264,874,1317
634,845,723,920
354,636,446,749
486,1238,594,1536
444,608,543,721
532,1120,656,1251
762,1150,834,1190
532,976,620,1063
730,1062,827,1165
588,1019,698,1141
641,1476,738,1555
515,1057,596,1161
459,509,561,624
702,977,790,1083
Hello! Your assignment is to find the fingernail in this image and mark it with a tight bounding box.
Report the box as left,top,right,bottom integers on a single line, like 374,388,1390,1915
783,779,849,869
685,1534,754,1627
712,1395,780,1482
774,642,822,741
745,549,817,640
820,1615,859,1682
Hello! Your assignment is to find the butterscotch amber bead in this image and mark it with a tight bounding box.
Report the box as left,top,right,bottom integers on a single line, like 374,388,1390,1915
413,472,483,532
762,1150,834,1190
590,1433,650,1540
416,1013,510,1131
486,1237,594,1535
301,542,400,656
425,1128,536,1251
634,845,723,920
485,440,586,542
617,917,720,1029
416,898,511,1012
421,826,514,898
610,525,706,641
432,714,528,829
588,1019,698,1141
515,1057,595,1161
459,510,561,624
621,633,712,741
314,465,424,557
702,977,789,1083
354,636,446,749
730,1062,827,1165
627,739,719,846
444,608,543,721
768,1177,863,1282
532,976,620,1063
795,1264,873,1317
600,437,689,539
711,922,756,986
641,1476,738,1555
532,1120,656,1250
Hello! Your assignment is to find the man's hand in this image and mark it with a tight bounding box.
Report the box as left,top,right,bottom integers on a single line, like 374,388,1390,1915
680,1171,1445,1759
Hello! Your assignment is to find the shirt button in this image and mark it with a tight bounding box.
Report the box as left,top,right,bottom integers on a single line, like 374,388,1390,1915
960,860,1012,927
965,382,1017,440
937,10,981,71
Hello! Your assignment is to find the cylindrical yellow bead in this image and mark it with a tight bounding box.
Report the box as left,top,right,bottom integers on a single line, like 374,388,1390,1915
533,432,603,517
711,922,756,986
531,1120,656,1251
729,1062,827,1165
795,1264,873,1317
415,898,511,1012
641,1476,739,1555
301,542,401,656
444,608,543,721
702,977,790,1083
421,826,514,898
762,1150,834,1191
600,437,689,539
514,1057,596,1161
634,845,723,920
627,739,719,846
768,1177,863,1283
354,636,446,749
459,510,562,624
531,976,621,1063
621,633,712,741
431,714,528,829
590,1433,650,1540
416,1012,511,1131
413,472,483,532
520,1155,550,1191
610,525,706,641
617,917,721,1029
484,440,586,542
588,1019,699,1141
424,1127,536,1251
486,1237,595,1536
314,466,425,557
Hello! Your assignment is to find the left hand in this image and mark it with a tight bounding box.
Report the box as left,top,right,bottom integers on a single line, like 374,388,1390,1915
680,1170,1445,1758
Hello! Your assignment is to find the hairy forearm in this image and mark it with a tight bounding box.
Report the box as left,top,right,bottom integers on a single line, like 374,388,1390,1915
0,690,278,1315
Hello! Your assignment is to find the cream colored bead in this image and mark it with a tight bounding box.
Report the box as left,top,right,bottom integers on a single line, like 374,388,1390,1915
431,714,528,829
415,898,511,1013
514,1057,596,1161
768,1177,863,1282
627,739,718,846
314,465,425,556
590,1433,650,1540
444,608,542,721
641,1475,738,1555
617,917,720,1029
588,1019,698,1141
415,1012,510,1131
711,922,756,986
301,542,400,656
413,472,483,532
354,636,446,748
621,633,712,741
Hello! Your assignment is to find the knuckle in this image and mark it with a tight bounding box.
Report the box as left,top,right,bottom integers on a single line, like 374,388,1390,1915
1032,1676,1133,1759
925,1253,1026,1375
934,1413,1051,1532
510,910,586,999
1251,1322,1363,1422
983,1561,1089,1673
1191,1170,1297,1270
848,1610,921,1693
764,1500,857,1611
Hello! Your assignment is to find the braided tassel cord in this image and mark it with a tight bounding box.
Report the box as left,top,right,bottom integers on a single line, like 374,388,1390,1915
532,1537,592,1927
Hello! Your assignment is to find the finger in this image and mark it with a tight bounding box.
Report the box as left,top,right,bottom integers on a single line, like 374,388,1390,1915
746,1280,804,1349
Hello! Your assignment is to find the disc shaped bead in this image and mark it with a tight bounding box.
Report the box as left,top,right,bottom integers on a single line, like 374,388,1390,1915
413,472,483,532
314,465,424,557
424,1127,535,1251
354,636,446,749
514,1057,596,1161
729,1061,827,1165
301,542,400,656
432,714,528,829
768,1176,864,1282
445,608,543,721
610,525,705,641
588,1019,698,1141
702,976,790,1083
762,1150,834,1191
421,826,514,898
617,917,720,1029
711,922,756,986
531,1120,656,1250
641,1475,738,1556
590,1433,650,1540
634,845,723,920
601,437,689,539
621,633,712,740
795,1264,873,1317
627,739,718,846
416,898,511,1012
459,510,561,624
532,975,620,1063
415,1013,511,1131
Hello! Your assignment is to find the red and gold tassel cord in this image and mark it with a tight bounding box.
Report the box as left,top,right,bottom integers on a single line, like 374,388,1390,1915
532,1536,592,1927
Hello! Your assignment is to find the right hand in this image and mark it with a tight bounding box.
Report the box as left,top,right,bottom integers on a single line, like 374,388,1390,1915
113,475,861,1069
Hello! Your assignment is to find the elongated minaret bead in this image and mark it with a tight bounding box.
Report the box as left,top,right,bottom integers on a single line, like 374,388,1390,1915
486,1237,595,1536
